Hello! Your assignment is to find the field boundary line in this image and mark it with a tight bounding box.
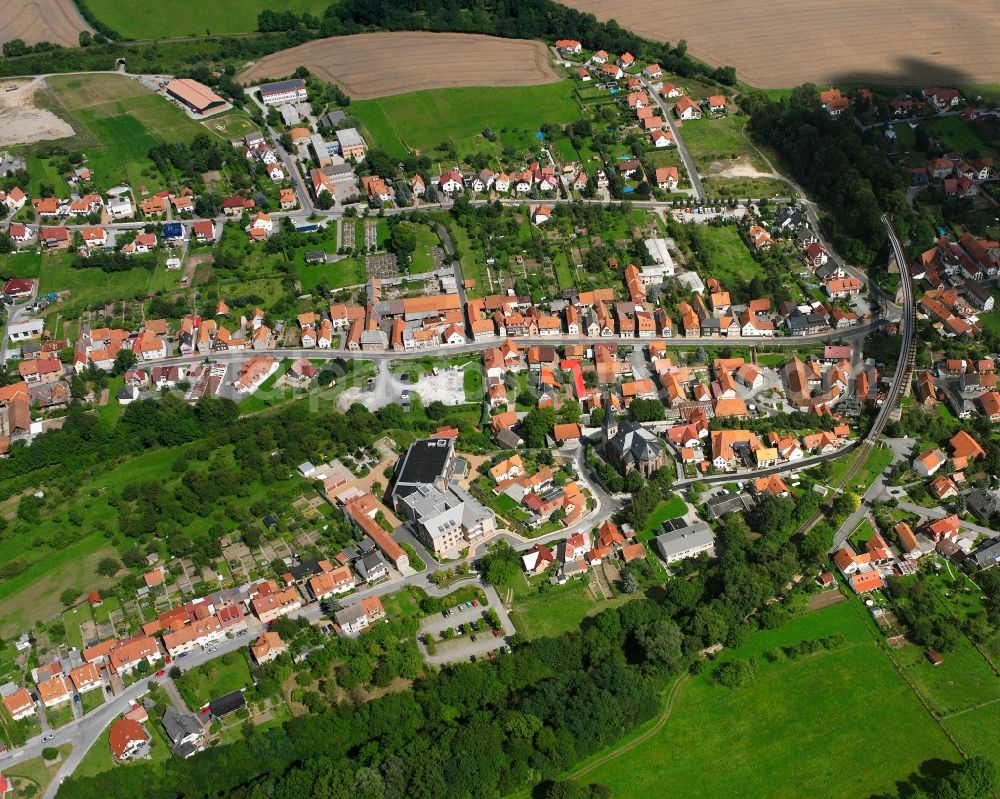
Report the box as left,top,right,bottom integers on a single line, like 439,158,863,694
567,673,689,781
939,695,1000,721
845,590,967,758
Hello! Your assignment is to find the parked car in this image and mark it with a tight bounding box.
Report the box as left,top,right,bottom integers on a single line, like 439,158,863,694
470,635,477,643
471,600,478,607
491,628,501,638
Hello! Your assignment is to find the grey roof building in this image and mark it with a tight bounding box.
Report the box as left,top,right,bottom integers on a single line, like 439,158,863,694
161,707,204,757
396,483,495,556
970,539,1000,570
654,519,715,564
600,395,666,477
209,690,246,718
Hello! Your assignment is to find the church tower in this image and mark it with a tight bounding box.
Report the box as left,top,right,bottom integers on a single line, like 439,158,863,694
601,392,617,444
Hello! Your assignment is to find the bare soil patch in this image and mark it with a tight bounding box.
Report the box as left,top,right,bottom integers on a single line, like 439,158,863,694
558,0,1000,88
708,157,775,178
807,589,846,611
0,0,92,48
239,32,560,99
0,78,75,146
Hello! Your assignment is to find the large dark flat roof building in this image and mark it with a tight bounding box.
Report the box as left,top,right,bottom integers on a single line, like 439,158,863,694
391,437,455,504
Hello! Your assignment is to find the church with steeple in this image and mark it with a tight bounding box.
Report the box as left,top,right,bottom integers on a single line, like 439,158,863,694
599,393,667,477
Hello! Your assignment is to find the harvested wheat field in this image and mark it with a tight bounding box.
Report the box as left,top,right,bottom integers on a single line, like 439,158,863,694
560,0,1000,88
0,0,92,48
239,32,560,99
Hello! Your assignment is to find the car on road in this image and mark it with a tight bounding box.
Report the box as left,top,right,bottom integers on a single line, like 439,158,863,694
73,695,80,702
155,669,165,677
42,734,54,742
207,647,217,653
178,652,188,658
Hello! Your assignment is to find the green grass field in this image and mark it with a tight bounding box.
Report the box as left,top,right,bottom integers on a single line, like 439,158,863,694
896,641,999,717
590,602,961,798
32,252,152,318
41,74,214,193
680,113,767,171
638,496,687,540
351,82,580,156
688,224,761,286
175,652,251,710
510,579,629,640
85,0,328,38
924,116,995,159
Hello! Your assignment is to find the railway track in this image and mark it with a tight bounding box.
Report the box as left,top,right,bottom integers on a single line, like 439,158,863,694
795,215,915,540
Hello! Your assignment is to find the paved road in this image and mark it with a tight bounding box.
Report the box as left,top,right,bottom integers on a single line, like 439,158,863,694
31,317,883,371
641,78,706,202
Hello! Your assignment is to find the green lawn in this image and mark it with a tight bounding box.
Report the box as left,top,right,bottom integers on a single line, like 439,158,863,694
407,223,441,274
351,82,580,155
80,688,105,715
46,703,75,729
463,367,483,403
85,0,328,38
847,518,876,553
688,224,762,286
942,703,1000,762
638,496,687,540
590,601,961,798
36,252,152,319
895,641,999,717
510,579,627,640
923,116,994,159
174,652,251,710
7,743,71,797
61,604,94,651
679,112,767,171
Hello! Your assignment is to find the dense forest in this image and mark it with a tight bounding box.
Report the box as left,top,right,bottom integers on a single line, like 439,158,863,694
744,86,936,270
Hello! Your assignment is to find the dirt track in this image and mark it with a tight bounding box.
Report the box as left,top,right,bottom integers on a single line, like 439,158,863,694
0,0,93,48
238,32,560,99
558,0,1000,88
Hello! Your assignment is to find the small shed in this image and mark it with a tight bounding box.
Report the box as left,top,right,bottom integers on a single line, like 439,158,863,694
925,649,944,666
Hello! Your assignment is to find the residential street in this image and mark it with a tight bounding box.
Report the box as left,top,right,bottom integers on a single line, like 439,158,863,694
0,620,262,797
641,76,706,202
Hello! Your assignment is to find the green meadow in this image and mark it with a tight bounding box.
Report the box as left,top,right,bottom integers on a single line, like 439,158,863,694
84,0,329,38
589,601,962,799
350,82,580,157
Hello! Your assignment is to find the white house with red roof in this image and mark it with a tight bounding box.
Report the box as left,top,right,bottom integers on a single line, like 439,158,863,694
554,39,582,54
4,187,26,211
